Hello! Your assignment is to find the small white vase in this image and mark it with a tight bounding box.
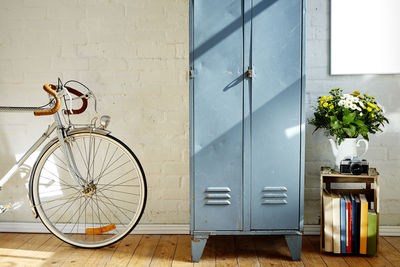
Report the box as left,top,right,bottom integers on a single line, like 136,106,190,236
328,138,369,170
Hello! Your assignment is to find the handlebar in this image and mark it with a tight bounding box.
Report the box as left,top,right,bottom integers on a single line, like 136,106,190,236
64,86,88,115
33,84,61,116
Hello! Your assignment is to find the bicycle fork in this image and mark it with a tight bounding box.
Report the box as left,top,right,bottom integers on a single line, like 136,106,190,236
54,114,87,189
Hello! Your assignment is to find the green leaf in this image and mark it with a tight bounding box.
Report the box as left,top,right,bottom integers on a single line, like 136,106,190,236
360,125,369,136
343,111,356,125
354,120,365,127
343,125,356,137
330,116,341,129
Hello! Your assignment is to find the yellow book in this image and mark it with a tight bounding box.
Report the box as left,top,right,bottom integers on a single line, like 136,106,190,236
359,194,368,254
323,191,333,252
332,193,341,253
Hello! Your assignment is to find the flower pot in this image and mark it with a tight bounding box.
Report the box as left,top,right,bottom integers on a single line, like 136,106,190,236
328,138,369,170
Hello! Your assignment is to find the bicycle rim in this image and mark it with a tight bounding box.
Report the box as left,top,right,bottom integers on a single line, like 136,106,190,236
32,132,146,248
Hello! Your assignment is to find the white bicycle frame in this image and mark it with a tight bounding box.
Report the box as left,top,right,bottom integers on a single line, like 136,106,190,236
0,87,93,191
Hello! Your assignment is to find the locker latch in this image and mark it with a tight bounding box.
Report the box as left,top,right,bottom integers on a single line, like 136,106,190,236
246,67,253,78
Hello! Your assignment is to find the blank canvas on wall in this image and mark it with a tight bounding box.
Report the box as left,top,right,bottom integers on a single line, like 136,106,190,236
331,0,400,75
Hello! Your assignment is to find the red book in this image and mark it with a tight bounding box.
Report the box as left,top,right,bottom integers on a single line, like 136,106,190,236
346,196,352,253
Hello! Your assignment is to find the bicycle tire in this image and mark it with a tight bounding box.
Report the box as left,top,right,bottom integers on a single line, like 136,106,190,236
31,131,147,248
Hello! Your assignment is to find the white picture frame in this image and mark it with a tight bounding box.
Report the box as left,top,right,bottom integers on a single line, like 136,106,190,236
331,0,400,75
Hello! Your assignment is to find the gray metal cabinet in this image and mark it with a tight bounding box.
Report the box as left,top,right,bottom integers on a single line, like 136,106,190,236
189,0,305,261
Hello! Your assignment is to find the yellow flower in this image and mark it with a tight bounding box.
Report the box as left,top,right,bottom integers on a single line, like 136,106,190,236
321,96,327,101
329,104,334,109
376,106,380,111
367,102,376,108
327,96,333,101
371,114,375,118
367,107,372,112
352,91,360,96
323,102,329,108
362,106,366,109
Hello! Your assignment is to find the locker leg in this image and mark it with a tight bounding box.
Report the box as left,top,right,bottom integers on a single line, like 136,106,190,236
285,235,302,261
191,235,208,262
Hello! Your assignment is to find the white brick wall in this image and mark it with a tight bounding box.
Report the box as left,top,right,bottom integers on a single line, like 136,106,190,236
0,0,189,224
0,0,399,227
306,0,400,226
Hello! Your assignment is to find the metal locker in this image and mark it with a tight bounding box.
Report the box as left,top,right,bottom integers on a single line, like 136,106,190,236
190,0,305,262
250,0,302,230
192,0,243,231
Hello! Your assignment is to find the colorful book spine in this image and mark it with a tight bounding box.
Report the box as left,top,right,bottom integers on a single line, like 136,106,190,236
346,195,352,253
340,195,346,253
359,194,368,254
367,210,378,255
350,194,358,253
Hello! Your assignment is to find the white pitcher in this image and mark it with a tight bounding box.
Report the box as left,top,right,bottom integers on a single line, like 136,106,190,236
328,138,369,170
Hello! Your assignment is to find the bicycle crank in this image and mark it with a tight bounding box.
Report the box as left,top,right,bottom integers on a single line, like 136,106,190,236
0,204,11,214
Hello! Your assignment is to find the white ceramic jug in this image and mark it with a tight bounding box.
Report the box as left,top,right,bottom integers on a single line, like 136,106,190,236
328,138,369,170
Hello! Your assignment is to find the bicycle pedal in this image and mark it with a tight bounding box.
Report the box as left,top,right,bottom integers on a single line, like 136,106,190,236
0,204,11,214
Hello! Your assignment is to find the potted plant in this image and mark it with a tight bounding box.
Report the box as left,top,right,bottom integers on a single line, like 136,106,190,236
309,88,389,169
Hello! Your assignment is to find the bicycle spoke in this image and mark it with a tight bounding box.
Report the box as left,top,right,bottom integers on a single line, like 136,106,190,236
98,143,110,181
94,159,130,184
74,137,90,179
40,195,81,212
39,191,81,205
89,139,102,183
50,193,83,221
94,146,119,185
97,169,136,190
86,135,93,183
52,152,69,169
39,183,80,193
94,193,103,235
96,191,138,206
94,193,129,226
33,132,146,248
94,197,137,214
42,168,79,189
99,187,140,196
65,199,89,234
51,152,83,183
46,158,70,174
97,178,139,188
92,194,121,235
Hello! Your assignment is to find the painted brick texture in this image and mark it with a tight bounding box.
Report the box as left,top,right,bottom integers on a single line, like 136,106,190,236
0,0,189,224
0,0,399,227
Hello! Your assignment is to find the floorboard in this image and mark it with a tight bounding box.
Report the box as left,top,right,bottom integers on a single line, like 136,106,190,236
0,234,398,267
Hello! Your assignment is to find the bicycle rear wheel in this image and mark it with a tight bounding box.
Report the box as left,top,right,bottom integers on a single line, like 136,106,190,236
31,131,146,248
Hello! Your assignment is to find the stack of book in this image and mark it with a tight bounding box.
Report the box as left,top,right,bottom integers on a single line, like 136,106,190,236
322,190,377,255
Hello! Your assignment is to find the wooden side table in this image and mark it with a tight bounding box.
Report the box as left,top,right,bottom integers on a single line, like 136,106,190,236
319,167,379,254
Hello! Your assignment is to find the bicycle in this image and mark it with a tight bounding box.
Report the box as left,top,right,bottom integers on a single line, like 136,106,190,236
0,79,147,248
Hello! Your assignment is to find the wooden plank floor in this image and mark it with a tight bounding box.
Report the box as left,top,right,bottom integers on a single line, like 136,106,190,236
0,234,399,266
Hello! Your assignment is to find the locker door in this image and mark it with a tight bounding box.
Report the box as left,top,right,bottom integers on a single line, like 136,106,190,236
193,0,244,230
250,0,302,230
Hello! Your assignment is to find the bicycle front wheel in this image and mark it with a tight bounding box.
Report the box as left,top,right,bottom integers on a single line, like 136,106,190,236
31,132,146,248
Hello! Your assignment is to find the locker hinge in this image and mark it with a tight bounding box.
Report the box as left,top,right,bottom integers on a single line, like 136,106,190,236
189,67,195,79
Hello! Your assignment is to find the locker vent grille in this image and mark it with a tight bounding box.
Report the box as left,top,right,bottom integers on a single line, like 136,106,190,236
204,187,231,205
261,186,288,205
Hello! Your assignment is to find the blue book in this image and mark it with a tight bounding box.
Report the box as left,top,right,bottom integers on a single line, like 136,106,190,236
350,194,357,253
353,195,361,253
340,194,346,253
